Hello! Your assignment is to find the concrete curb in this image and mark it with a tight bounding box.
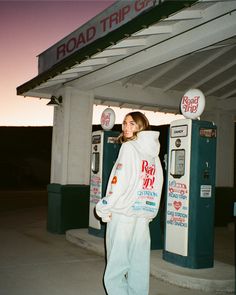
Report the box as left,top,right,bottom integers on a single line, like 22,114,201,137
66,228,235,293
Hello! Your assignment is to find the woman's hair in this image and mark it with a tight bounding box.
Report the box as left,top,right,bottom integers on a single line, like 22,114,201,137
118,111,150,143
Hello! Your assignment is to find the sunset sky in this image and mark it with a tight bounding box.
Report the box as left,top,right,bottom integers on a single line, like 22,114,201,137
0,0,182,126
0,0,116,126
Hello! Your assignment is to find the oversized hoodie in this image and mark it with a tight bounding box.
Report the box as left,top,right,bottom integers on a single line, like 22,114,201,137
96,131,163,222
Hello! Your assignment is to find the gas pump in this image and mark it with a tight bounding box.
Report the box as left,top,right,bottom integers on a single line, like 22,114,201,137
163,89,217,269
89,108,121,237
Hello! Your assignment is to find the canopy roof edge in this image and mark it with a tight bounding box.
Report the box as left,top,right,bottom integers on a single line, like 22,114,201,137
17,0,197,96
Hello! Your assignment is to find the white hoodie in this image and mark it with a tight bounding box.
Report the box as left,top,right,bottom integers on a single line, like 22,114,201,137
96,131,163,222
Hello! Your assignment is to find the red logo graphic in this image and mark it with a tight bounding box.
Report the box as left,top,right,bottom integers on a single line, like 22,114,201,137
173,201,182,211
169,182,187,196
101,112,111,127
116,163,123,170
181,95,200,113
111,176,117,184
141,160,155,189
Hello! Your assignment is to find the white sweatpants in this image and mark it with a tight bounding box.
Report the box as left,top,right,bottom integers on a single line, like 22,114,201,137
104,213,150,295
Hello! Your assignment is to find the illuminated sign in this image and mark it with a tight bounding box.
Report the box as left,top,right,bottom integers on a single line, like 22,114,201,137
180,88,206,119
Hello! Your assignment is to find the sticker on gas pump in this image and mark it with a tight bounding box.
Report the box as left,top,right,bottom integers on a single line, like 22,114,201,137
199,128,216,138
92,135,101,144
107,137,118,144
200,185,212,198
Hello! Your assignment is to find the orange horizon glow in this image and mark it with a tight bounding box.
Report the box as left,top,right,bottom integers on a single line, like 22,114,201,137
0,0,115,126
0,0,182,127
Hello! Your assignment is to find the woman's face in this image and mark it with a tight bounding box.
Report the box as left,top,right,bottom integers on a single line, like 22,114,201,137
122,115,139,139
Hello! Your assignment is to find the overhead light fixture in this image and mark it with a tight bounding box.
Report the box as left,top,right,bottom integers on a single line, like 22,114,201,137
47,95,63,106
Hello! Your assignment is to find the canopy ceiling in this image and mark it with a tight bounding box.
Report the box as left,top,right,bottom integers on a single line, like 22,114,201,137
17,0,236,114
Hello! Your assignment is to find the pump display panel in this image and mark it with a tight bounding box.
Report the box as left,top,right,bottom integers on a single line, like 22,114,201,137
170,149,185,178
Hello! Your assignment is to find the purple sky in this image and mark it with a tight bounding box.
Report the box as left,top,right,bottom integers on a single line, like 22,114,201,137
0,1,115,126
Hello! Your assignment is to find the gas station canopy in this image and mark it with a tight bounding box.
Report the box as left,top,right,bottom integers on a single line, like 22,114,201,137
16,0,235,233
17,0,236,113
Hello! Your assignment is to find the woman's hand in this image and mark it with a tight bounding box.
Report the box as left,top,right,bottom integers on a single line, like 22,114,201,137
102,213,112,223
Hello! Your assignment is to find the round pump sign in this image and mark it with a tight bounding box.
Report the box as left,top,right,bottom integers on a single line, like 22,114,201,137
100,107,116,130
180,89,205,119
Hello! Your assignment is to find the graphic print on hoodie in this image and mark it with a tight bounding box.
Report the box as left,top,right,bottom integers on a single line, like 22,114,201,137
96,131,163,222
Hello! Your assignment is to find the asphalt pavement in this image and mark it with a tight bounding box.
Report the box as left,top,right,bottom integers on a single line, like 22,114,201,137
0,206,234,295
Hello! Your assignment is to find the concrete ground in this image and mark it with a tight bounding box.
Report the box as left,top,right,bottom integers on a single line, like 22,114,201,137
0,206,234,295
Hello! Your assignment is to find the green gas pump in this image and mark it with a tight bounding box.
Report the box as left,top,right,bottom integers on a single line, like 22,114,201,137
163,118,217,269
89,130,121,237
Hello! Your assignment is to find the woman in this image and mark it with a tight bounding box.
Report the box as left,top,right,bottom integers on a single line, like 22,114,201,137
96,111,163,295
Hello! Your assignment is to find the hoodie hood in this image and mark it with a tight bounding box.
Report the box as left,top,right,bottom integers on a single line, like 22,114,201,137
130,130,160,157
